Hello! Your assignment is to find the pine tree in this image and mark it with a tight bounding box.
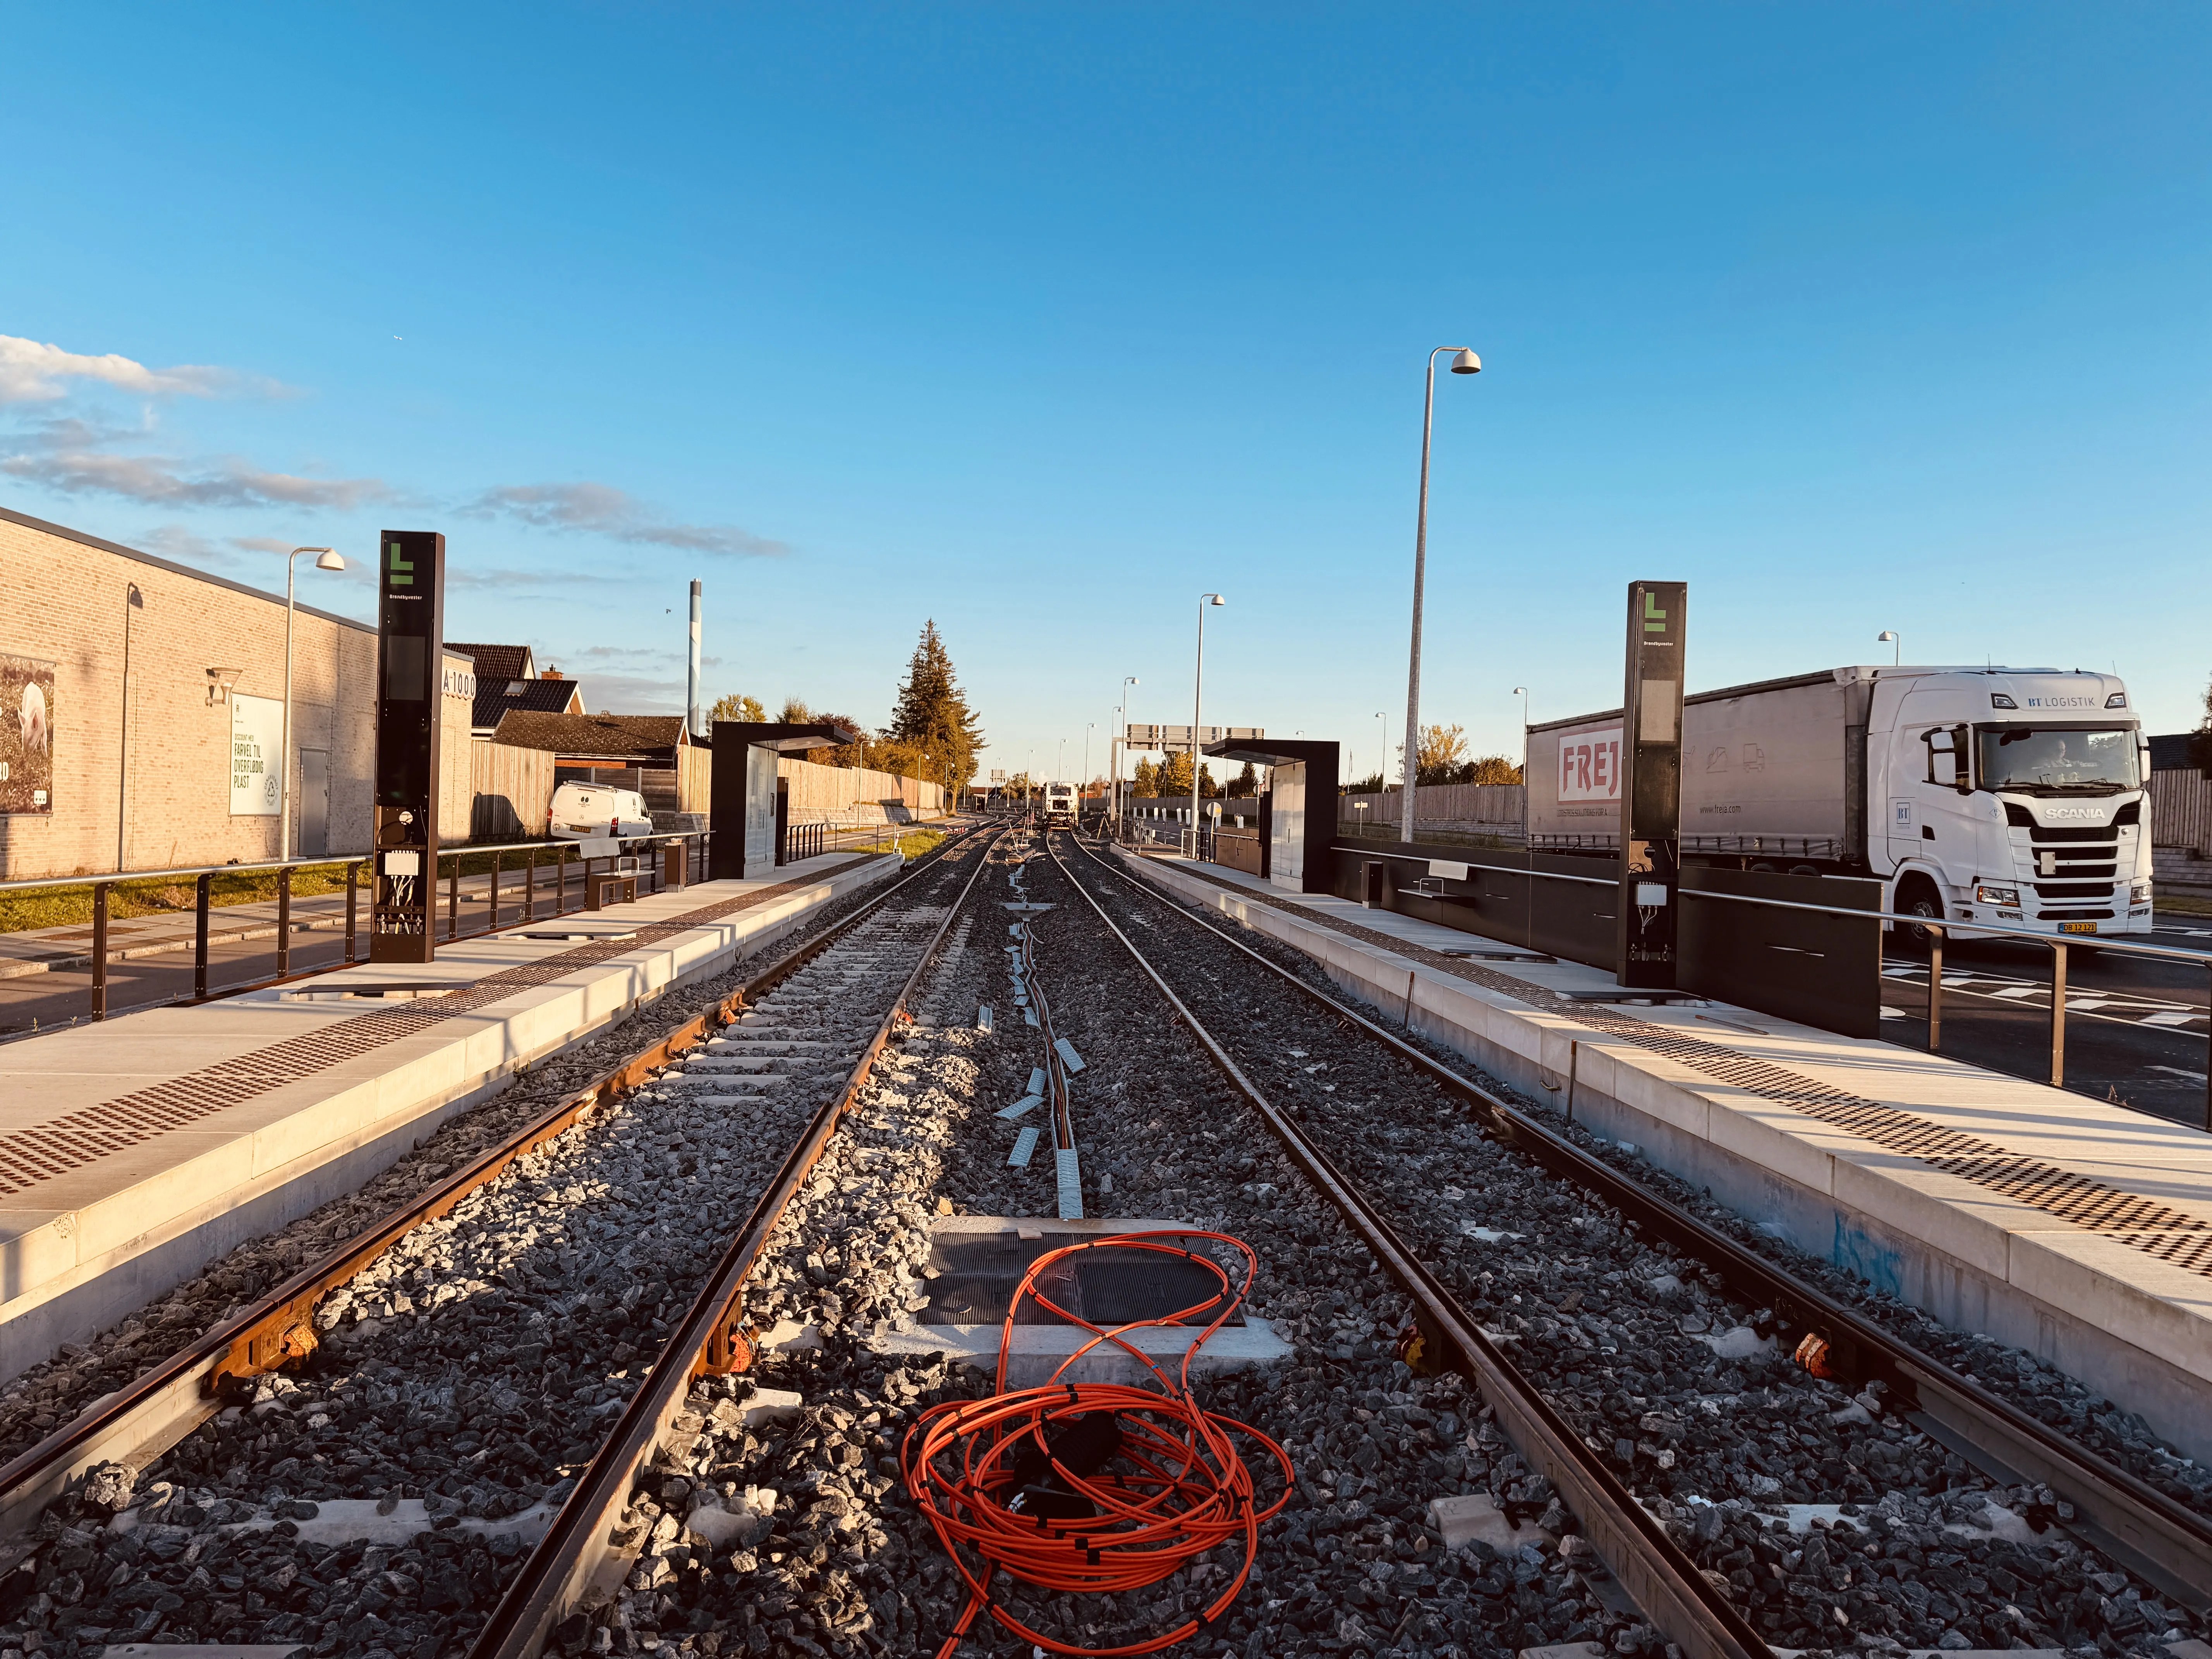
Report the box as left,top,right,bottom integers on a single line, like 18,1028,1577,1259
884,621,984,788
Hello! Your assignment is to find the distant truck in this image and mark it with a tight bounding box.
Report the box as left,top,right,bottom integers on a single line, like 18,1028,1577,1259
1525,666,2152,939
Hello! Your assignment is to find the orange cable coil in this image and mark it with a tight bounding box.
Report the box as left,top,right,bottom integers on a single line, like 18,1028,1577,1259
901,1230,1295,1656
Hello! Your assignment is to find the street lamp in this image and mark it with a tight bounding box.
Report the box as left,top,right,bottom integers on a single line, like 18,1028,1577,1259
1114,676,1139,829
1374,711,1388,793
282,548,347,862
118,582,143,872
1877,630,1899,667
1193,593,1226,857
1401,343,1481,843
1083,723,1095,815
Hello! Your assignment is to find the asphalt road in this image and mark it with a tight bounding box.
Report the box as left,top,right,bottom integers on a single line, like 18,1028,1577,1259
1877,919,2212,1128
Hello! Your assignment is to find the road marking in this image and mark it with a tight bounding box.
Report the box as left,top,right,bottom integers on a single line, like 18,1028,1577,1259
2150,1065,2209,1084
1992,986,2038,999
2142,1011,2202,1027
1879,1006,1910,1020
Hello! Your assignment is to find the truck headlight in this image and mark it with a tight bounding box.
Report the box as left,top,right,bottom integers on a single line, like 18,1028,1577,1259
2131,882,2151,905
1975,883,2020,907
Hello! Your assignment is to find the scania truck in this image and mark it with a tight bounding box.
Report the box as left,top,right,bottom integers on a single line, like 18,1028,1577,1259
1524,666,2153,939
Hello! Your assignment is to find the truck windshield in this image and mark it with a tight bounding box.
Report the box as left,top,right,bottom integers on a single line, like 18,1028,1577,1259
1977,726,2138,794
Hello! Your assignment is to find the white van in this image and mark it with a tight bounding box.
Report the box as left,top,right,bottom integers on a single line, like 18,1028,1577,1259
550,781,651,842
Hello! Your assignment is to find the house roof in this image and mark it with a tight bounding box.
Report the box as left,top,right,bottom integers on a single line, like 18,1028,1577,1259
448,642,534,683
473,677,581,731
2150,732,2205,774
491,711,692,759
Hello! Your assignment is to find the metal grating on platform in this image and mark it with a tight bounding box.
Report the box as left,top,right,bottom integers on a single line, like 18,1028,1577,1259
1158,862,2212,1280
0,861,864,1199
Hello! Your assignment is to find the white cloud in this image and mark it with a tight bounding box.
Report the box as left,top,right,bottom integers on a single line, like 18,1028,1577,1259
138,523,241,566
0,334,260,404
0,445,393,510
466,482,787,558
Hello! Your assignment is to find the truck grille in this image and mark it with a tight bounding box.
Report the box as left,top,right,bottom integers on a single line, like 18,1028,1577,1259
2034,881,2114,898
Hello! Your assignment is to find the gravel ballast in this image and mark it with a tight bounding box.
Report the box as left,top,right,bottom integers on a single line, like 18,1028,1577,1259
0,840,985,1658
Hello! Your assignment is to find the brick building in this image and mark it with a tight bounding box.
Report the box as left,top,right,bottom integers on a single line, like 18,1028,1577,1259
0,506,473,881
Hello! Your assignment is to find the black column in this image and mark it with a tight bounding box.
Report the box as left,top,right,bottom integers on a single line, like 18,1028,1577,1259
1616,580,1687,987
371,530,445,963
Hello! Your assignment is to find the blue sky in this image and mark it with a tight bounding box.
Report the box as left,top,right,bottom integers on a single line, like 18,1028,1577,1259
3,5,2206,783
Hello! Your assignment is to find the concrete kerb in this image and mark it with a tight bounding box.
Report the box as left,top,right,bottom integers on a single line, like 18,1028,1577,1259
1109,846,2212,1468
0,854,901,1383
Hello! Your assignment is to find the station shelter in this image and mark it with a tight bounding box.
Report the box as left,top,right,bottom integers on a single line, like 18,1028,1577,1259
1202,736,1338,895
709,720,864,879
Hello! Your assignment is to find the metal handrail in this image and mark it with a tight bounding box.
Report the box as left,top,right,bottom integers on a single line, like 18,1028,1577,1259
1335,841,1616,887
1339,840,2209,1121
0,831,700,897
5,829,717,1027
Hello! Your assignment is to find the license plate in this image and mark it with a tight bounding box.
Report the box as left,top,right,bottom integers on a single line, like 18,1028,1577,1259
2059,921,2099,935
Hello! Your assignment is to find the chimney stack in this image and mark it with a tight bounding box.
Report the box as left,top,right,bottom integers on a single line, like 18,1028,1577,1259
686,579,703,737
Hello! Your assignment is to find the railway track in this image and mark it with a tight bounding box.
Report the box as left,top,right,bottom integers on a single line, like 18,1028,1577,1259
1039,830,2212,1659
0,826,996,1658
14,815,2208,1658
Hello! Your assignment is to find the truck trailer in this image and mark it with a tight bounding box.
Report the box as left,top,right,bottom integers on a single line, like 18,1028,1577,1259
1525,665,2152,939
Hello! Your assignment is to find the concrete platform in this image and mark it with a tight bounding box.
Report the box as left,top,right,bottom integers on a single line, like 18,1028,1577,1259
0,851,899,1381
1121,848,2212,1466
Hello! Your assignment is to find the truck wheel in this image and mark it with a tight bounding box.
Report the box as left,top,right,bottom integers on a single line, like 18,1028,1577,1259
1896,877,1944,951
1788,863,1820,877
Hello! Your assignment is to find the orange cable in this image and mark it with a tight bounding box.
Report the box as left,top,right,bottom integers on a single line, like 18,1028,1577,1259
902,1231,1294,1656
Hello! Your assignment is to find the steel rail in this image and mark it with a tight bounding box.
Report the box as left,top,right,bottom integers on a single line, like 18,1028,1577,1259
466,827,1003,1658
0,825,986,1555
1045,833,1768,1659
1073,833,2212,1614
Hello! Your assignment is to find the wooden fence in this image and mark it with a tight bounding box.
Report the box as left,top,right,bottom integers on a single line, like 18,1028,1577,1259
470,740,557,840
2152,767,2212,855
1339,782,1525,829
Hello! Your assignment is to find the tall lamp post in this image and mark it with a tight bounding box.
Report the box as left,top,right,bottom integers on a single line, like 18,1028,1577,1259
1083,723,1095,816
1400,344,1482,844
118,582,143,872
281,546,347,862
1192,593,1226,857
1114,676,1139,829
1374,711,1388,794
1877,630,1900,667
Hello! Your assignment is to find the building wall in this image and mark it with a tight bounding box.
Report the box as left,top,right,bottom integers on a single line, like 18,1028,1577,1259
0,508,479,879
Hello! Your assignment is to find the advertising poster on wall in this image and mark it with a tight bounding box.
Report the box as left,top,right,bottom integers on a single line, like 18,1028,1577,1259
0,651,57,815
230,691,285,817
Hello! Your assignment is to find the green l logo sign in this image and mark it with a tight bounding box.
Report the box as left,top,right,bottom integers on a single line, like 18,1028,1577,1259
388,541,413,587
1642,591,1667,633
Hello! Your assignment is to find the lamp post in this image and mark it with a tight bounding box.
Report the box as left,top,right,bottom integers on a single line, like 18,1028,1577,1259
281,547,347,862
1192,593,1226,857
1374,711,1388,794
118,582,143,872
1400,344,1482,844
1114,676,1139,829
1877,630,1899,667
1083,723,1095,815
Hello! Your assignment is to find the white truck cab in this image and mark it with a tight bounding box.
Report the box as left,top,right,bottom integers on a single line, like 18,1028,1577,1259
1869,668,2150,939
